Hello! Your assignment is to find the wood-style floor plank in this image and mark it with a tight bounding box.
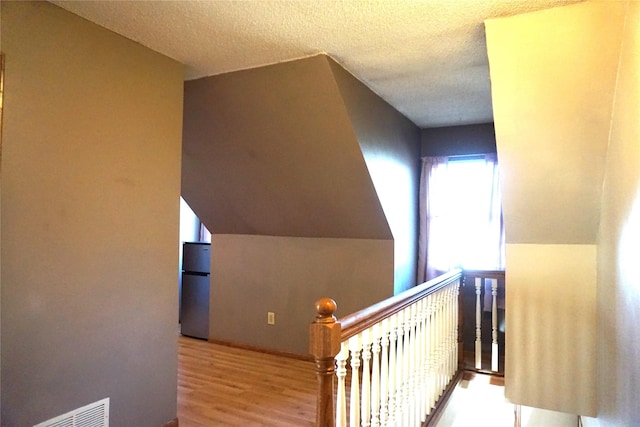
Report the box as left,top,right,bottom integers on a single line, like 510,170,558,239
178,335,316,426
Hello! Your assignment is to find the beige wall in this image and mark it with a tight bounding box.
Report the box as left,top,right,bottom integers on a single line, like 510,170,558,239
505,244,596,415
590,2,640,426
487,2,623,245
209,235,393,355
486,1,627,417
1,2,183,425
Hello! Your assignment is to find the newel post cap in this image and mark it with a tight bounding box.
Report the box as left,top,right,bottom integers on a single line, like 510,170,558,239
309,298,341,358
315,298,337,322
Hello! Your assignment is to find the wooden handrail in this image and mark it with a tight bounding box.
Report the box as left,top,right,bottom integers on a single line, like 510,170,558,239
462,269,505,280
340,268,462,341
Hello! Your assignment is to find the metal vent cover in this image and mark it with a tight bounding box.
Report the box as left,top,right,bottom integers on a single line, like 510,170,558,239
34,398,109,427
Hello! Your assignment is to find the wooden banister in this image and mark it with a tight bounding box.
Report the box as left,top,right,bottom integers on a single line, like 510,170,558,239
462,270,505,280
310,269,463,426
340,269,462,341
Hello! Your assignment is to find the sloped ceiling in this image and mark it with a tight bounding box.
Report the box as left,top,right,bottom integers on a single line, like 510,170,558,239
182,55,392,239
52,0,583,128
486,2,623,244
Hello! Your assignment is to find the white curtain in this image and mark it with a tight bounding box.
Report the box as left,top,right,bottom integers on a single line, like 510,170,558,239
417,154,505,283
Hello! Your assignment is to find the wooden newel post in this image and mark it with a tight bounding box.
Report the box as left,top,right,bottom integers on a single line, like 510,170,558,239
310,298,341,427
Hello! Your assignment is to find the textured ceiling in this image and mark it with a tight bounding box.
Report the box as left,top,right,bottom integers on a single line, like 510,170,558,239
52,0,582,128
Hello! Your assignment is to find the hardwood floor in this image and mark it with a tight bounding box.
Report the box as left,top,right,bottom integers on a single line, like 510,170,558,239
177,335,317,426
434,371,580,427
177,336,520,426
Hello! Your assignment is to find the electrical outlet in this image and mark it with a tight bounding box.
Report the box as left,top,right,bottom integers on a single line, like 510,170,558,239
267,312,275,325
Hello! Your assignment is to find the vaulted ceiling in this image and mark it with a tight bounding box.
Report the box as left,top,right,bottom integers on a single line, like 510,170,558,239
52,0,582,128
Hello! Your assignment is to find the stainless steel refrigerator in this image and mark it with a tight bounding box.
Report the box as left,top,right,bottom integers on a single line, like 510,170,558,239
180,242,210,339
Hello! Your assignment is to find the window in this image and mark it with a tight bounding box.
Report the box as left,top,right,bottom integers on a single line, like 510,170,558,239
418,154,505,282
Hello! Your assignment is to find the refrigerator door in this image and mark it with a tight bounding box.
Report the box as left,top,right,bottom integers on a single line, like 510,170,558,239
182,242,211,273
180,273,210,339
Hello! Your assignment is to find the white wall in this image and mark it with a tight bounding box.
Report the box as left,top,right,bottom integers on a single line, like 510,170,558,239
520,406,578,427
180,197,201,245
588,2,640,426
179,197,202,275
178,197,202,321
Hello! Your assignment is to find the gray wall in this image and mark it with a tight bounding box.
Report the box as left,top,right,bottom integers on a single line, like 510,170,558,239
328,60,421,293
210,235,393,355
1,2,183,425
182,55,423,354
421,123,497,156
182,55,391,239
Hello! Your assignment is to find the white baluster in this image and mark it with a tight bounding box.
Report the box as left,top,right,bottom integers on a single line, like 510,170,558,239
411,302,421,427
388,313,398,426
395,309,405,424
452,283,458,375
440,289,448,393
405,305,415,427
417,298,427,423
348,334,361,427
403,307,413,426
453,281,461,377
437,291,446,397
423,297,430,416
475,277,482,370
449,285,456,378
433,291,442,397
370,323,382,427
448,284,453,378
442,288,450,385
491,278,499,372
380,318,391,426
361,328,372,427
336,341,349,427
443,288,451,385
427,293,437,411
439,290,447,394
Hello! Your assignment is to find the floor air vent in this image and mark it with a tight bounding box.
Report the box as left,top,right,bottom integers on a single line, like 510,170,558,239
34,398,109,427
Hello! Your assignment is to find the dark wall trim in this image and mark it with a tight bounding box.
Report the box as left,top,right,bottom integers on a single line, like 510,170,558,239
421,123,497,157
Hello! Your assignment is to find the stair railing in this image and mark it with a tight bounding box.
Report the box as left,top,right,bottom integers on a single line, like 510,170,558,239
310,269,463,427
460,270,505,374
